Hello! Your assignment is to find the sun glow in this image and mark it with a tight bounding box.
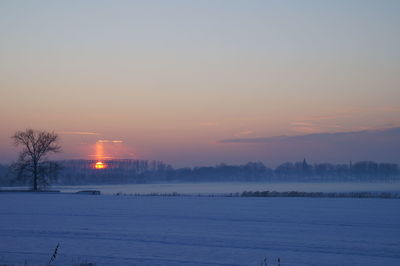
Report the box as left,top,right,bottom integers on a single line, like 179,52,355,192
90,139,133,169
95,161,106,169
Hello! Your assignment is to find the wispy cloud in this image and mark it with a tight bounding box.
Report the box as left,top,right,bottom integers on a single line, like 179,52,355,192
234,130,254,137
290,122,314,127
289,121,322,134
59,131,101,135
199,122,219,127
219,127,400,144
296,109,363,122
290,126,322,134
290,109,366,134
97,140,124,143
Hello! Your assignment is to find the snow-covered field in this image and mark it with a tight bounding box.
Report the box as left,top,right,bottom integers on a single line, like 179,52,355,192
0,193,399,266
55,181,400,195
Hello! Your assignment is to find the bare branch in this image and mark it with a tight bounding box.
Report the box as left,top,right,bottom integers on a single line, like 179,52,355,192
11,129,62,191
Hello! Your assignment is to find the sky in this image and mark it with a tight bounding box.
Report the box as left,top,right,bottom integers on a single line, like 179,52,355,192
0,0,399,167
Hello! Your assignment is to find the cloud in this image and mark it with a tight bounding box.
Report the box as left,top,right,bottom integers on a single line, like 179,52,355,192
216,127,400,166
290,126,322,134
296,109,363,122
199,122,219,127
234,130,254,137
219,127,400,144
59,131,101,136
290,122,314,127
290,122,322,134
97,140,124,143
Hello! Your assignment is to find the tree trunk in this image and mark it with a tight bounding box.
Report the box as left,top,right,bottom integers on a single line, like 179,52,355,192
33,161,38,191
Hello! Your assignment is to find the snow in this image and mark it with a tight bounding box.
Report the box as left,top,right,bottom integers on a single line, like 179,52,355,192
0,193,399,266
55,181,400,195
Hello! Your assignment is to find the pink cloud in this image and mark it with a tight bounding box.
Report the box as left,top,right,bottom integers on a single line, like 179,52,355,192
234,130,254,137
199,122,219,127
59,131,101,135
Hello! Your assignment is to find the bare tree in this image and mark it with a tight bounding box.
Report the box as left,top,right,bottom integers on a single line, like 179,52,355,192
11,129,61,191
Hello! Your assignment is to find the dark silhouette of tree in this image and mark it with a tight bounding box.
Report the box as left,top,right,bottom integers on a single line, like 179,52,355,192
11,129,61,191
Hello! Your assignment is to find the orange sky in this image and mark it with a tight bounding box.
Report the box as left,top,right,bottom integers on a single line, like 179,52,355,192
0,1,399,166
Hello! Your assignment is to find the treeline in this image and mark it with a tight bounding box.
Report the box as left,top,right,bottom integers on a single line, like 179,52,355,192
241,191,400,199
0,159,399,186
57,159,172,185
163,160,399,182
39,159,400,184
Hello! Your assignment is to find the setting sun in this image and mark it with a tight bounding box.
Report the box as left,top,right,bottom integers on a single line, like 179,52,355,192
94,161,106,169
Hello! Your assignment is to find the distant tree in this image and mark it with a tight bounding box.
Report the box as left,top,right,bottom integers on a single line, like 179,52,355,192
11,129,61,191
275,162,295,178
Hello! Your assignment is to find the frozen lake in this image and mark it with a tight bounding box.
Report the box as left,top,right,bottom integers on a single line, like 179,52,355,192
0,193,399,266
55,181,400,195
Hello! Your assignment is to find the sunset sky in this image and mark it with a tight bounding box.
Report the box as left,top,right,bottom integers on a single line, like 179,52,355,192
1,1,399,167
